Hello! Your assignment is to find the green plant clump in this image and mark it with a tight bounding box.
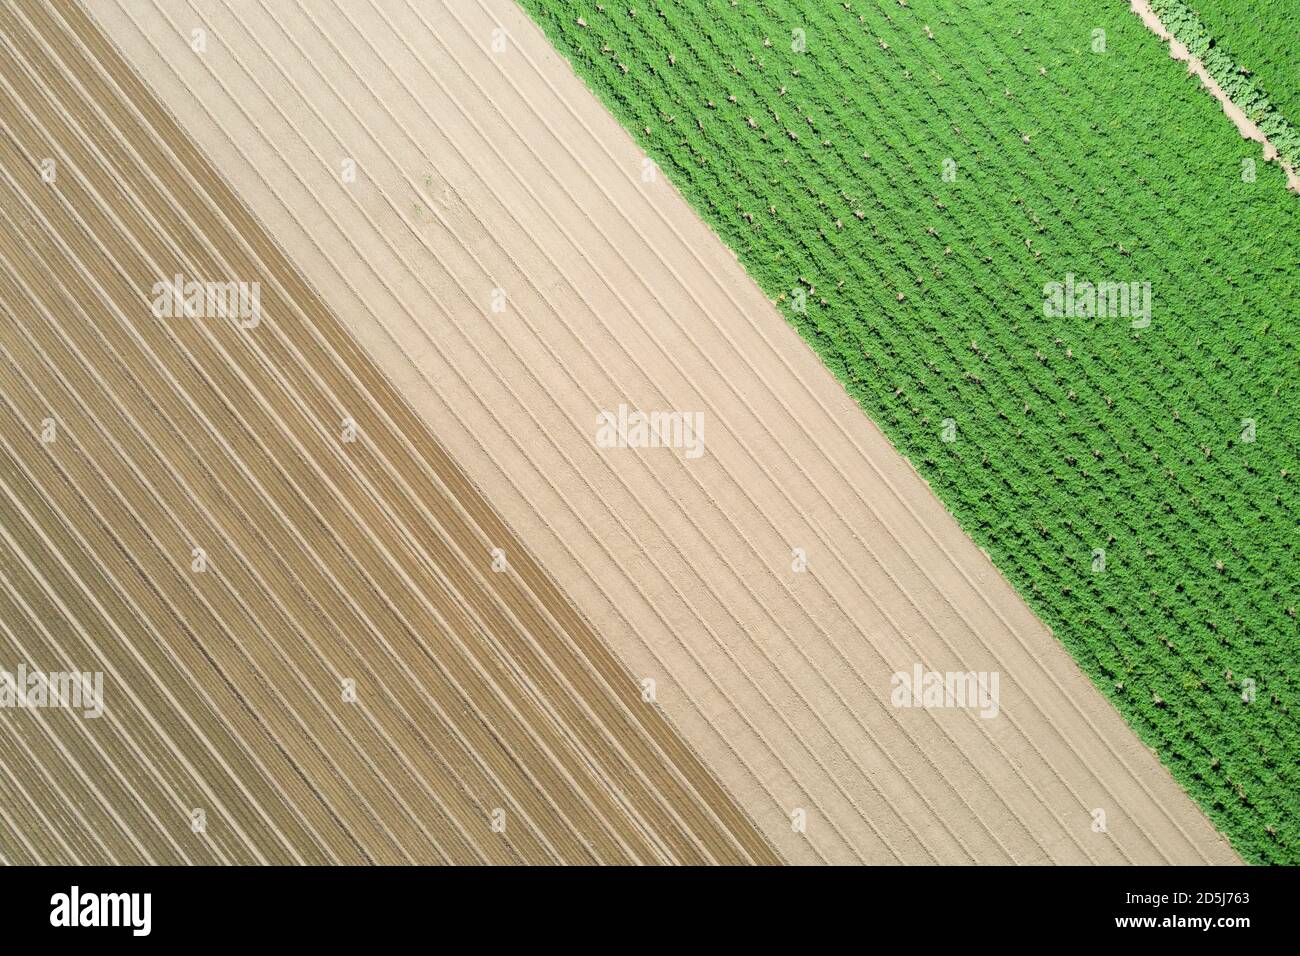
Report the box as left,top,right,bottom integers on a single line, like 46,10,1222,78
1151,0,1300,169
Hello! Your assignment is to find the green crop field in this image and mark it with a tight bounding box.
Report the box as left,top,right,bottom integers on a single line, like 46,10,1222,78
520,0,1300,863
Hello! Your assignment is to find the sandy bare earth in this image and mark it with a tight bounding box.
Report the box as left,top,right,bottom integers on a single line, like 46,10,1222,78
0,0,1239,864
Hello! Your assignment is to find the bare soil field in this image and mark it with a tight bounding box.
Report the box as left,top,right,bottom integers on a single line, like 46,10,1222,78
0,0,1241,864
0,0,776,864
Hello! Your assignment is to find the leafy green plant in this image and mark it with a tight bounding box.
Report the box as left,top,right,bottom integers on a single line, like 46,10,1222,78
1150,0,1300,169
